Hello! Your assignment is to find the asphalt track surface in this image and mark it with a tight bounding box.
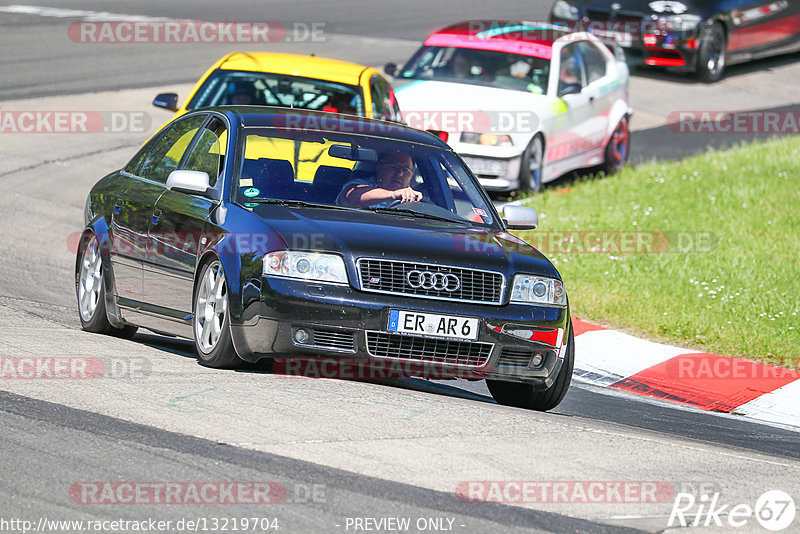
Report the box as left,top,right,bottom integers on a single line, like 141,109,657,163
1,2,799,533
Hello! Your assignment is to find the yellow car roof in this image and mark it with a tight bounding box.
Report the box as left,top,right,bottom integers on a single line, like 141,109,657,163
218,52,370,86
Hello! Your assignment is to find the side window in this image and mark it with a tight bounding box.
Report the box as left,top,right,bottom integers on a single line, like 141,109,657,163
139,115,207,183
370,76,400,121
558,43,586,92
579,42,608,83
123,140,153,175
182,117,227,187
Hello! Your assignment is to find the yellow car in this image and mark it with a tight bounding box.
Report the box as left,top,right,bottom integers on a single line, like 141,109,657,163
152,52,402,121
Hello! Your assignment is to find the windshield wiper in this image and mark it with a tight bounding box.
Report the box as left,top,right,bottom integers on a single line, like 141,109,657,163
370,207,464,224
244,199,361,211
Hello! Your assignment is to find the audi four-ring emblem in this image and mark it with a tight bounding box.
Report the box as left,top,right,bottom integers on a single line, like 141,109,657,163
406,270,461,292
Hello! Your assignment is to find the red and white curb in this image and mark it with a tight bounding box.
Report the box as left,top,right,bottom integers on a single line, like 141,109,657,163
571,319,800,429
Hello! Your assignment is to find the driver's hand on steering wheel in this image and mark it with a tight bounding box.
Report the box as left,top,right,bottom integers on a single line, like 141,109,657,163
391,187,423,203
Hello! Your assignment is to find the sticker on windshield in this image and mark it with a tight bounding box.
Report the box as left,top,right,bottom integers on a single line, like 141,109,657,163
473,207,488,218
243,187,260,198
244,202,259,208
239,178,253,187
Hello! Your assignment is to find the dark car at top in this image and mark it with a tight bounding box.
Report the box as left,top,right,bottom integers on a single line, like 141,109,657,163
76,107,573,411
550,0,800,82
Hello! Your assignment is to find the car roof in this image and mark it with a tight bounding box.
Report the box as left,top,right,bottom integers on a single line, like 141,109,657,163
217,52,371,85
201,106,450,148
423,20,568,59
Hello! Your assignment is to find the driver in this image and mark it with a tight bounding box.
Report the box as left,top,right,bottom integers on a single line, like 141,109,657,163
336,150,422,208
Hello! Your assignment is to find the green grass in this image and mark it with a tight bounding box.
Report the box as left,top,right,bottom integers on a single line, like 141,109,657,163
513,137,800,368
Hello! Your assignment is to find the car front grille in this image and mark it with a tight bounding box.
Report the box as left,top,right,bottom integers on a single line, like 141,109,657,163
366,332,492,367
293,327,356,353
496,347,534,367
357,258,504,305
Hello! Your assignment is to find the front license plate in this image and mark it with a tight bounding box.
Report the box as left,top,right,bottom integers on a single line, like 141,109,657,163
462,157,508,177
388,310,480,341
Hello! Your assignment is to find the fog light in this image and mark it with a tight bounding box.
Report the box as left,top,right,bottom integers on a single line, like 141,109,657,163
531,354,543,367
294,329,310,344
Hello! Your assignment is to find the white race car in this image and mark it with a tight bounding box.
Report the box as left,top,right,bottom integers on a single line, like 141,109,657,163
387,21,633,192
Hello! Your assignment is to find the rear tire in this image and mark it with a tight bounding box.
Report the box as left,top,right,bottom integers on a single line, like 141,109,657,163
487,323,574,411
518,135,544,193
193,259,240,369
76,233,137,339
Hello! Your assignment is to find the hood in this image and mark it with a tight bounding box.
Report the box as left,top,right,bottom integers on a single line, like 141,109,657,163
395,80,548,135
253,204,559,280
575,0,709,17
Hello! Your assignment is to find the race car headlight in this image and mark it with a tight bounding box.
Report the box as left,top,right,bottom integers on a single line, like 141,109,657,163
552,0,580,21
511,275,566,307
264,251,348,285
461,132,513,146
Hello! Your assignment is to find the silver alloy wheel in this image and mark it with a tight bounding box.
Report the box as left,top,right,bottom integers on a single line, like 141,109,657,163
195,261,228,354
706,27,726,76
78,235,103,322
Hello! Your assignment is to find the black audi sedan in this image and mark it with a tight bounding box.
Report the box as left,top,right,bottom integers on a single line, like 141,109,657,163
550,0,800,82
76,107,573,411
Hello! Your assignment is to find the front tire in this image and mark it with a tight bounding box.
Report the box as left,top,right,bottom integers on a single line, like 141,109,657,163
193,259,240,368
487,323,574,411
518,135,544,193
602,117,630,175
697,22,727,83
76,233,137,338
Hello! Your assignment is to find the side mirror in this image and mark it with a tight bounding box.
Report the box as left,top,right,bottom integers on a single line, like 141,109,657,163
153,93,179,111
558,83,582,98
384,62,398,77
166,170,211,195
501,205,538,230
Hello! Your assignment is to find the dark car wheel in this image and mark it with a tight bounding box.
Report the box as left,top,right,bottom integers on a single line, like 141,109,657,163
697,22,727,83
193,259,241,368
76,233,137,338
518,135,544,193
602,116,630,175
487,323,574,411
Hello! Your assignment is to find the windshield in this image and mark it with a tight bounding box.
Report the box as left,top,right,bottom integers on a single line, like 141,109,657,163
187,69,365,115
398,46,551,94
234,128,498,228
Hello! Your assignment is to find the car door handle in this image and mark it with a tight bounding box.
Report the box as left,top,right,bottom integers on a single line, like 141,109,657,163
589,95,595,103
114,198,124,214
152,209,162,226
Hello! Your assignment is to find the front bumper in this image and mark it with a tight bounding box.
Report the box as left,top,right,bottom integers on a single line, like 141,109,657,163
231,277,569,386
460,153,523,192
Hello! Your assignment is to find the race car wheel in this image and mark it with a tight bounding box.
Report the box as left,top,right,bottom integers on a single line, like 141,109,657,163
76,233,137,338
697,22,727,83
602,117,630,175
519,135,544,193
487,322,574,411
193,258,240,368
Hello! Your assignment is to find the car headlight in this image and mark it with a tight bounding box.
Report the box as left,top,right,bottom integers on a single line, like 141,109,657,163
552,0,579,21
263,251,348,285
511,275,566,307
460,132,513,146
